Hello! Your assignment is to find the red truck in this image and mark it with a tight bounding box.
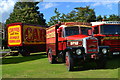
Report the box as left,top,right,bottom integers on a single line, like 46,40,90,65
91,21,120,56
46,22,108,71
7,23,46,56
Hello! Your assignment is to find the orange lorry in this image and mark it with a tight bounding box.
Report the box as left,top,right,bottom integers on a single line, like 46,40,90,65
46,22,108,71
7,23,46,56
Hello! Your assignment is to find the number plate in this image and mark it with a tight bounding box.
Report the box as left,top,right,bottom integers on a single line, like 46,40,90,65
113,52,120,55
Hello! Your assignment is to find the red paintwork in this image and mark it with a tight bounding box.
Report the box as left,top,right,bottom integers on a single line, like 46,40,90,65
46,25,57,55
93,34,106,37
58,35,88,51
86,39,98,53
66,35,89,40
46,22,97,56
91,23,120,53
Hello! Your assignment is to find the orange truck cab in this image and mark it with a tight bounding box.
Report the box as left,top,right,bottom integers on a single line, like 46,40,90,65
7,23,46,56
46,22,108,71
91,21,120,56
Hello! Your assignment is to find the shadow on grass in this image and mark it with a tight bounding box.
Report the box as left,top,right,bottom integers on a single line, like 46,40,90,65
70,56,120,71
105,56,120,69
2,53,47,64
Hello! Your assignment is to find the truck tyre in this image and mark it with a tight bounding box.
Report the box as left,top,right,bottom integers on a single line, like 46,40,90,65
96,57,106,69
66,51,74,71
20,49,30,56
48,49,56,64
11,52,19,56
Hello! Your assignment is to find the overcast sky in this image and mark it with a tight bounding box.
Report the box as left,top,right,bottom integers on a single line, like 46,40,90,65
0,0,119,23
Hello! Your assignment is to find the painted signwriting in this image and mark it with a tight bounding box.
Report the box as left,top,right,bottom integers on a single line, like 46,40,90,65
8,25,22,46
23,25,46,44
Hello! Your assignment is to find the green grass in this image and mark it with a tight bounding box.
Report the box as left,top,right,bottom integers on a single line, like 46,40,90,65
2,53,120,78
0,49,11,52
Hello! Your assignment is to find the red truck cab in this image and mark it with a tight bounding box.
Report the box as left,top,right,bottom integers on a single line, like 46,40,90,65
46,22,108,71
91,21,120,56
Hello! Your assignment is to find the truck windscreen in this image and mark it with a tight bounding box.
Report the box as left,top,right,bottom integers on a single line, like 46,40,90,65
65,26,79,37
101,25,120,35
81,27,91,35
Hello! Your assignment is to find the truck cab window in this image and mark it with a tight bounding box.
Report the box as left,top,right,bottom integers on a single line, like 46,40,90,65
65,26,79,37
81,27,91,35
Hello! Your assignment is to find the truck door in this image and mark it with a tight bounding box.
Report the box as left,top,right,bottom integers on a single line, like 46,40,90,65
57,28,66,51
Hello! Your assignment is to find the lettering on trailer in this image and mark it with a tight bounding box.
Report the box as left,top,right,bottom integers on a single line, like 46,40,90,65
24,25,46,44
46,27,56,38
103,36,120,40
8,25,22,46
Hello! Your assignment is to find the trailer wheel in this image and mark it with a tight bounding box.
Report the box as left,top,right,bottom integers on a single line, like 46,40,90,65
48,49,56,64
66,51,74,71
11,52,19,56
20,49,30,56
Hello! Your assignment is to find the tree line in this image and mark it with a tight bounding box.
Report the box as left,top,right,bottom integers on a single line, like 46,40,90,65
1,2,120,49
48,6,120,26
5,2,120,26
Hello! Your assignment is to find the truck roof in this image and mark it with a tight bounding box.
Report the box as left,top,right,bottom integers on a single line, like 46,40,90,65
91,21,120,26
61,22,91,27
47,22,92,29
7,22,48,28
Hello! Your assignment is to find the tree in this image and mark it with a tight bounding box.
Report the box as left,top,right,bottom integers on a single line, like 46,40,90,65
6,2,46,25
108,14,120,21
48,8,61,26
74,6,96,22
48,6,96,26
103,15,108,21
96,15,103,21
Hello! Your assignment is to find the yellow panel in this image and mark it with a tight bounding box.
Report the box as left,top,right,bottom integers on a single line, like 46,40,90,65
8,25,22,46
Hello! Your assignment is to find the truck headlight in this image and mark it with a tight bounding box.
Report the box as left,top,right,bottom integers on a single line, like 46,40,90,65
76,49,82,55
102,48,107,54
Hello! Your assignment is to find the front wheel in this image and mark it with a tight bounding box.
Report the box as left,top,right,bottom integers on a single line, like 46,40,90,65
66,51,74,71
48,49,56,64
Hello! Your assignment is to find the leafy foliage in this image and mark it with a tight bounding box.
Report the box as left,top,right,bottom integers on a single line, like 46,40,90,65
108,14,120,21
48,6,120,26
96,15,103,21
48,8,61,26
48,6,96,26
6,2,46,25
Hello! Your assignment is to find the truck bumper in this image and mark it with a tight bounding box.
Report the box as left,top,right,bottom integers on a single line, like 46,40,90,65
71,53,105,65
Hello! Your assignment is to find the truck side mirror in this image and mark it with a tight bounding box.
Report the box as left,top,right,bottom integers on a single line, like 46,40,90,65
57,28,62,37
88,29,92,36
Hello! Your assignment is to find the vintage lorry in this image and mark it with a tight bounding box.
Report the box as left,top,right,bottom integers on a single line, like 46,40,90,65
7,23,46,56
91,21,120,56
46,22,109,71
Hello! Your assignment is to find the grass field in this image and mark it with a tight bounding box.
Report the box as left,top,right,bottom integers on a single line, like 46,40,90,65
2,52,120,78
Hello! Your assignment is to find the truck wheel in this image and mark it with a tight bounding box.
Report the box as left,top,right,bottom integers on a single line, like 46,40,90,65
11,52,19,56
66,51,74,71
48,49,56,64
20,50,30,56
96,57,106,69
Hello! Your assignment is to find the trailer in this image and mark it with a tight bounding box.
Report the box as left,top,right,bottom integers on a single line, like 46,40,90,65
7,23,46,56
